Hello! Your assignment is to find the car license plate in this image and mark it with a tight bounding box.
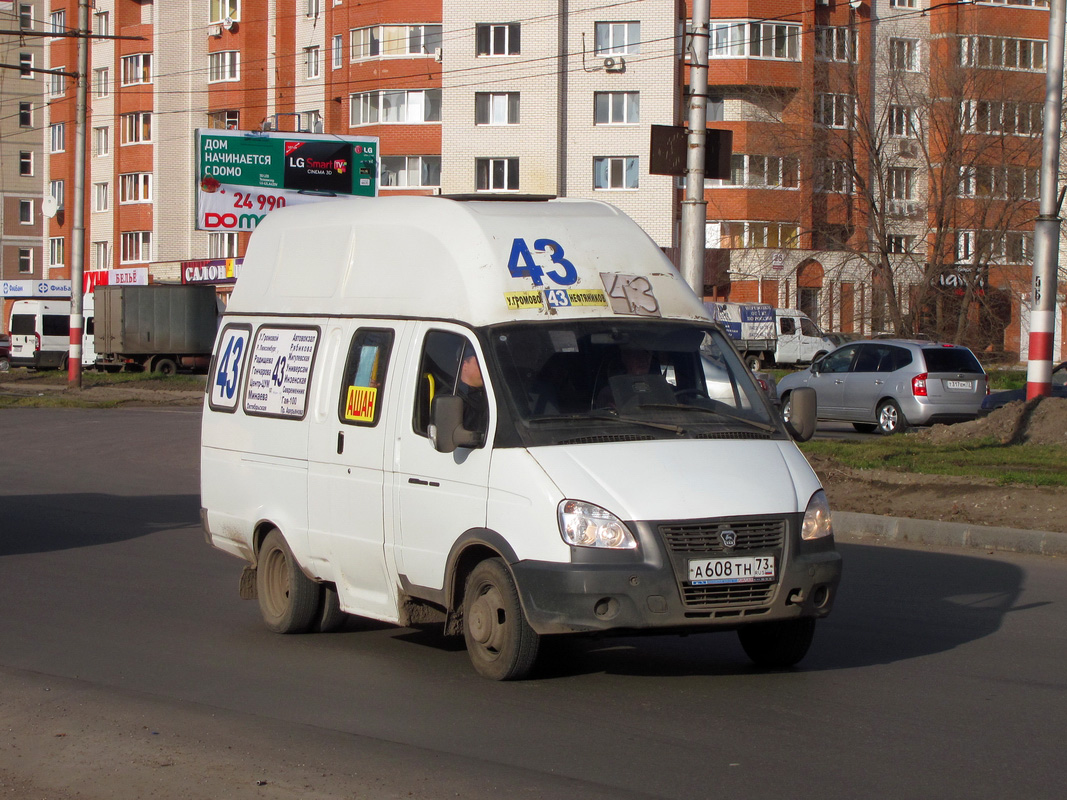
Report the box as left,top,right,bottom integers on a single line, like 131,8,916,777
688,556,775,585
946,380,972,390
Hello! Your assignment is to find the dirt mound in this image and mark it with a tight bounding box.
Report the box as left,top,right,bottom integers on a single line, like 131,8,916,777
914,396,1067,446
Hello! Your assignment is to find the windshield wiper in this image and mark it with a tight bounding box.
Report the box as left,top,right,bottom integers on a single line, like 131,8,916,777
635,404,779,434
526,411,685,434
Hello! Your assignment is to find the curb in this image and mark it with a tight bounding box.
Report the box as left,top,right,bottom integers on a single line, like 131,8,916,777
834,511,1067,557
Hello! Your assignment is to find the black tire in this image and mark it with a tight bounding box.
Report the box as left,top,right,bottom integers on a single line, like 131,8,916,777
153,357,178,376
780,392,793,425
256,530,319,634
0,357,9,373
463,558,540,681
852,422,877,433
315,583,348,633
745,354,762,372
876,399,906,435
738,617,817,669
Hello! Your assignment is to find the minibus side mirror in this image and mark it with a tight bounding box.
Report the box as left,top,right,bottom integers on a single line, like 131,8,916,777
784,387,817,442
428,395,482,453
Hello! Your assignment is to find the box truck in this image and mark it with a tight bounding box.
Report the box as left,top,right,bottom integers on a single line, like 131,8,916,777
706,302,836,371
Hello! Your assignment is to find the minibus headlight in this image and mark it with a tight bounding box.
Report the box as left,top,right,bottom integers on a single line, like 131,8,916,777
801,490,833,541
558,500,637,550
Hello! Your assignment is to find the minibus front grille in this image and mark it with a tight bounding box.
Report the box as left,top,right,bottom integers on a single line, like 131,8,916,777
556,434,655,445
659,518,786,553
682,582,776,607
693,431,775,440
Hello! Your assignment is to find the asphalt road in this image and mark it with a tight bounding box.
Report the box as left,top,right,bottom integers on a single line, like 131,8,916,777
2,408,1066,799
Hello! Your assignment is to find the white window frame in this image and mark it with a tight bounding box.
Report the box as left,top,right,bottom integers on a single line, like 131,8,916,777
19,151,34,176
594,91,639,124
93,242,111,271
889,38,919,72
93,126,110,156
747,22,801,60
50,123,66,153
210,0,241,24
305,46,320,79
595,21,640,55
887,235,914,254
815,26,857,63
476,23,520,56
475,92,519,125
887,167,915,200
119,173,153,204
94,182,110,212
889,0,917,7
814,160,853,194
307,0,320,17
19,4,32,30
716,221,800,249
20,53,33,78
18,248,33,274
888,105,913,137
49,69,66,98
19,200,33,225
121,112,152,144
351,24,443,60
332,34,344,69
349,89,442,125
723,154,800,189
209,232,240,259
209,51,240,82
960,36,1047,72
94,67,109,98
208,109,241,130
121,53,152,86
814,93,855,128
476,157,519,191
19,101,32,127
593,156,640,190
379,155,442,188
94,11,110,37
50,10,65,37
50,179,65,210
50,237,65,269
120,231,152,264
961,100,1042,136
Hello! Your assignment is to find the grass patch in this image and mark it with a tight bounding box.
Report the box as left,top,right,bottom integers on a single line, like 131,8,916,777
0,367,205,390
799,437,1067,487
0,393,123,409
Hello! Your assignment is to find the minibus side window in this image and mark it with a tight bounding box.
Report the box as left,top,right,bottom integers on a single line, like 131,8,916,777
338,328,394,426
10,315,35,335
42,315,70,337
413,330,487,440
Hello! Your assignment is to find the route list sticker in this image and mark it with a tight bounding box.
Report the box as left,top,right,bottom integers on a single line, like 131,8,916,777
244,327,318,418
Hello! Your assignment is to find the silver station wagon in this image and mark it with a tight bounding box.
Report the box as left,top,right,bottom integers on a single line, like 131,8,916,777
778,339,989,435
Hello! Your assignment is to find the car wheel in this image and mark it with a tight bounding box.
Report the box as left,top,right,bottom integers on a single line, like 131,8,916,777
737,618,816,669
852,423,877,433
256,529,320,634
876,399,907,435
463,558,540,681
780,392,793,424
0,357,9,373
315,583,348,633
745,354,762,372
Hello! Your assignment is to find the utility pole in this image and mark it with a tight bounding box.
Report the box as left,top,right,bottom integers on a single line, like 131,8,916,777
679,0,710,296
1027,0,1065,400
67,0,89,389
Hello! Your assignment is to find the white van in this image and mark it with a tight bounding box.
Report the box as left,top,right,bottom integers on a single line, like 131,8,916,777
7,298,96,369
200,197,841,680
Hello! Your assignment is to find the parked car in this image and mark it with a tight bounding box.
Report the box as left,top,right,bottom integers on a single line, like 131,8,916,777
778,339,989,434
979,361,1067,415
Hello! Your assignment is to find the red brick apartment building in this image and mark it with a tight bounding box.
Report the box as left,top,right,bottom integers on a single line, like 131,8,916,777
3,0,1063,358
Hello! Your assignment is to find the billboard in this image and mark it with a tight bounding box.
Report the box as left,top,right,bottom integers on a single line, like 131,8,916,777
196,129,379,233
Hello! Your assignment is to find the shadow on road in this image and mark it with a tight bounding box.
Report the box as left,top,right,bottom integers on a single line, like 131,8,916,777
0,493,201,556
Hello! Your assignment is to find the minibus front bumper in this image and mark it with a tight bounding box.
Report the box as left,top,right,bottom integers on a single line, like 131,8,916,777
510,515,842,636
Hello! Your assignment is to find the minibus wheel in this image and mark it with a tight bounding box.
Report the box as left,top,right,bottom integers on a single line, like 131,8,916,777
737,617,816,669
256,530,319,634
463,558,540,680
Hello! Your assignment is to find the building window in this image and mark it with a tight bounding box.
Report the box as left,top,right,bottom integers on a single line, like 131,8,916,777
50,237,65,268
207,109,240,129
94,11,110,37
715,221,800,249
210,0,240,24
121,54,152,85
18,102,32,127
815,160,852,194
887,167,914,200
93,126,110,156
50,10,65,36
18,249,33,274
594,157,639,189
960,36,1047,71
208,51,240,82
815,27,857,62
121,112,152,144
50,123,66,153
476,157,519,191
351,25,443,59
94,182,110,212
209,233,239,259
961,100,1042,136
19,200,33,224
475,92,519,125
20,53,33,78
708,22,747,57
119,173,153,204
19,4,33,30
50,180,65,210
889,38,919,72
332,35,343,69
594,91,639,124
708,96,724,122
93,242,110,271
19,151,33,176
890,0,917,6
306,0,320,17
888,105,913,137
887,235,914,254
595,22,640,55
305,46,320,79
349,90,441,125
302,110,323,133
120,232,152,264
814,93,854,128
94,67,109,97
747,22,800,60
959,166,1039,200
723,154,799,188
975,0,1047,5
476,23,520,56
49,69,66,98
380,155,442,188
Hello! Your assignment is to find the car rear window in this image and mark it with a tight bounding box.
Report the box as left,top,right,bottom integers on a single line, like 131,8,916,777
10,314,35,335
921,347,983,373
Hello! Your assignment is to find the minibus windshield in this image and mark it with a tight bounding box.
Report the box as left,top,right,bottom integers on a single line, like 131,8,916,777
490,321,783,444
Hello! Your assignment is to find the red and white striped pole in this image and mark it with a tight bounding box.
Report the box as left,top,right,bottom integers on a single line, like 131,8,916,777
1026,0,1065,401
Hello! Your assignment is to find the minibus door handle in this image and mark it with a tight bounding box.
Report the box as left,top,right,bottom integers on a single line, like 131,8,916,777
337,431,344,454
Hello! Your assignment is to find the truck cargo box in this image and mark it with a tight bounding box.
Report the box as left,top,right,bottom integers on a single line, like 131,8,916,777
95,285,218,362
